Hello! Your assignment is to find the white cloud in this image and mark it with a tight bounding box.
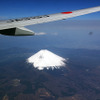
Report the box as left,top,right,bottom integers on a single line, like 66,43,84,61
35,32,47,35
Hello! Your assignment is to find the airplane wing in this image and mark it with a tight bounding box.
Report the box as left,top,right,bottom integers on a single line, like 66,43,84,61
0,6,100,36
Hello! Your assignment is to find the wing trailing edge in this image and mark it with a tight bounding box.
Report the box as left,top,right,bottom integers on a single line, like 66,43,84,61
0,27,35,36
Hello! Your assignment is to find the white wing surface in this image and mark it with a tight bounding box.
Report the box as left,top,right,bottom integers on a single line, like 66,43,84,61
0,6,100,36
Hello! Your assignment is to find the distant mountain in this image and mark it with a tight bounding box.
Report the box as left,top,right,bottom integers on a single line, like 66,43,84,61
27,49,67,70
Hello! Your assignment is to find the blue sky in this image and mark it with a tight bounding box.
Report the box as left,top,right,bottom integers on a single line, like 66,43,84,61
0,0,100,19
0,0,100,50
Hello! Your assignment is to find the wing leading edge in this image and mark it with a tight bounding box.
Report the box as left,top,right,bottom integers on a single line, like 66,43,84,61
0,6,100,36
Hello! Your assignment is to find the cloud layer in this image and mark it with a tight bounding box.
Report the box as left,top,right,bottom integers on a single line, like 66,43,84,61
35,32,47,35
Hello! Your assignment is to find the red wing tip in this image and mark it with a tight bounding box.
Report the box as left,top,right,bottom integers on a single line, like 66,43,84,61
61,11,72,14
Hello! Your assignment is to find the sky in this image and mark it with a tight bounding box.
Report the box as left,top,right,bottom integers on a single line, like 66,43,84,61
0,0,100,50
0,0,100,19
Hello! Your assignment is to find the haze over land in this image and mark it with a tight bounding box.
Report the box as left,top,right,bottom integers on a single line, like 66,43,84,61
0,20,100,50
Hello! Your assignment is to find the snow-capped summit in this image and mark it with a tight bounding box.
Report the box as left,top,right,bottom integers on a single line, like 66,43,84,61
27,49,67,70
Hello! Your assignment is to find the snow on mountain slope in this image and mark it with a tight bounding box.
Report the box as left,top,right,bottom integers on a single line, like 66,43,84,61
27,49,67,70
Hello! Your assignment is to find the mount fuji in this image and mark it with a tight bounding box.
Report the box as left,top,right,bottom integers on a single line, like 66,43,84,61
27,49,67,70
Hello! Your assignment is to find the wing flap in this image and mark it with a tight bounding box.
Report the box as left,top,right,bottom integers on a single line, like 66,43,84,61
0,27,35,36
